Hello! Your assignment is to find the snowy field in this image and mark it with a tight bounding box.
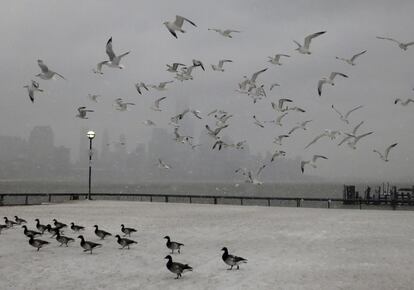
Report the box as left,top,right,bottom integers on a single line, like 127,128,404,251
1,201,414,290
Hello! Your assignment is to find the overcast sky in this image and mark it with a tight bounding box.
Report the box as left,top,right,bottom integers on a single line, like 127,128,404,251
1,0,414,182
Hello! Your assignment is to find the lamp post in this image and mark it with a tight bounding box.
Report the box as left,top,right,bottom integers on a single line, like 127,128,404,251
87,130,95,200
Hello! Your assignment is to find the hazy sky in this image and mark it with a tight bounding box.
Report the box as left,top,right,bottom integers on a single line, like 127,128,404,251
1,0,414,182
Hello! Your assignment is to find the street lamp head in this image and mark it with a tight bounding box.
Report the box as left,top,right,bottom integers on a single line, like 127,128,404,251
87,130,96,139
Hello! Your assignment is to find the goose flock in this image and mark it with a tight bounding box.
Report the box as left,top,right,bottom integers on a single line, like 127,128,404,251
21,13,412,184
1,215,247,279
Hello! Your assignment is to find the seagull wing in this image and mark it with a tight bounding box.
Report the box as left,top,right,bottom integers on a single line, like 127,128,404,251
352,121,364,134
355,131,373,143
317,80,324,96
279,98,293,109
250,68,267,82
288,126,300,135
154,97,167,107
384,143,398,159
373,149,384,159
118,51,130,60
338,135,353,146
37,60,49,73
218,59,232,67
344,105,363,119
404,42,414,47
329,72,348,81
135,84,142,94
350,50,367,62
304,134,325,149
331,105,344,119
175,15,197,27
106,37,116,61
223,29,241,34
312,155,328,162
376,36,400,44
276,112,288,123
304,31,326,49
256,164,266,177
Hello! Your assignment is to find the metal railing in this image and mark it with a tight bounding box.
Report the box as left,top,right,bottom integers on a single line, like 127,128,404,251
0,192,413,210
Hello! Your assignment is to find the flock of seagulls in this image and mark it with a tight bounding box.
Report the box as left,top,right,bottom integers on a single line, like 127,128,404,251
21,14,413,183
1,215,247,279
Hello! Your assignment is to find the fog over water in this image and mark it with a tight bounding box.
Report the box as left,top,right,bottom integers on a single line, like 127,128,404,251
1,0,414,183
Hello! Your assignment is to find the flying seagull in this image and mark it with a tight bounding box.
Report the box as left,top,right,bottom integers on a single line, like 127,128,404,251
275,112,289,126
95,37,130,73
211,60,233,72
270,83,280,91
36,60,65,80
114,98,135,111
23,80,43,103
339,131,374,150
192,59,205,71
206,124,228,139
150,81,174,91
338,121,365,146
288,120,312,135
376,36,414,51
304,130,342,149
135,82,149,95
151,96,167,111
158,159,171,169
373,143,398,162
301,155,328,173
271,150,286,162
273,134,290,146
294,31,326,54
317,72,348,96
76,107,94,119
88,94,100,103
271,98,293,112
164,15,197,38
208,28,240,38
394,98,414,106
335,50,367,66
166,63,186,73
268,54,290,65
143,120,156,126
331,104,363,124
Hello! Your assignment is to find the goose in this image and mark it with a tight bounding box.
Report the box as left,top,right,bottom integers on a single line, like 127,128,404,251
23,80,43,103
164,15,197,38
78,235,102,254
14,216,27,225
95,37,130,73
288,120,312,135
22,225,42,238
221,247,248,270
35,219,47,233
55,231,75,247
4,217,17,228
93,225,112,240
317,72,348,96
166,62,186,73
208,28,240,38
28,236,49,251
46,224,61,238
268,54,290,65
76,107,94,119
134,82,149,95
164,236,184,254
36,59,65,80
150,81,174,91
211,59,233,72
121,224,137,237
304,130,342,149
373,143,398,162
53,219,67,229
150,96,167,112
376,36,414,51
158,159,171,169
165,255,193,279
273,134,290,146
70,222,85,232
394,98,414,106
206,124,228,139
115,235,137,249
336,50,367,65
301,155,328,173
331,104,363,124
294,31,326,54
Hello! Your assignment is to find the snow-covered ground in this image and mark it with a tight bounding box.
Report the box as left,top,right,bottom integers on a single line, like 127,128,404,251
1,200,413,290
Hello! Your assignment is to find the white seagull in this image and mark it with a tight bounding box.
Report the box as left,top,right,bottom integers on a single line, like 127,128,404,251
373,143,398,162
36,60,65,80
294,31,326,54
331,104,363,124
206,124,228,139
150,81,174,91
151,97,167,112
270,83,280,91
95,37,130,73
339,131,374,150
271,150,286,162
304,130,342,149
271,98,293,112
164,15,197,39
23,80,43,103
143,120,156,126
268,54,290,65
288,120,312,135
376,36,414,51
211,60,233,72
88,94,100,103
336,50,367,66
394,98,414,106
114,98,135,111
190,110,203,119
76,107,94,119
275,112,289,127
318,72,348,96
208,28,240,38
158,159,171,169
301,155,328,173
273,134,290,146
135,82,149,95
166,63,186,73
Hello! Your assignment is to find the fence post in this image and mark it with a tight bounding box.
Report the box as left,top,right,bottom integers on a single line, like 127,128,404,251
25,195,28,205
48,194,51,203
327,199,331,209
267,199,271,207
0,195,3,206
165,196,168,203
150,196,153,202
214,197,217,205
240,198,243,206
296,198,300,207
189,197,192,204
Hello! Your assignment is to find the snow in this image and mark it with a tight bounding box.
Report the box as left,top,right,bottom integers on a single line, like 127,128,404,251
1,200,414,290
